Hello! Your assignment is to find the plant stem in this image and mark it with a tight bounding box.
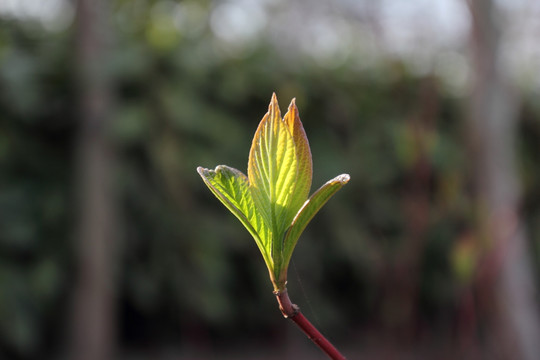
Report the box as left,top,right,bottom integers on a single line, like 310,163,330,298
274,289,347,360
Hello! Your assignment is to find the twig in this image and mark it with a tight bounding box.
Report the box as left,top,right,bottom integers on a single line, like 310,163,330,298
274,289,347,360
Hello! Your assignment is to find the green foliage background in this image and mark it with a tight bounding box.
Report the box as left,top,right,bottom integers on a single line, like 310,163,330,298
1,1,539,358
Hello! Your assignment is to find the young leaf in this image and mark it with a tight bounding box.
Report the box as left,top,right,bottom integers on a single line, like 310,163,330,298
248,94,299,253
281,174,351,271
197,165,273,269
197,93,350,292
283,99,312,219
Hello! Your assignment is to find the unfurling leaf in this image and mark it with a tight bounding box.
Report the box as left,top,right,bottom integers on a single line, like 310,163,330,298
248,94,298,247
197,165,273,270
197,93,349,291
281,174,350,281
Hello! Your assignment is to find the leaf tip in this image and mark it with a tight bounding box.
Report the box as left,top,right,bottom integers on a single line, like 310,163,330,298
265,92,282,122
287,98,298,114
336,174,351,184
270,92,278,105
324,173,350,186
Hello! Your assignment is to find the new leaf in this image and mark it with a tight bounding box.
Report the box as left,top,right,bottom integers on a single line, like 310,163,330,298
198,93,349,291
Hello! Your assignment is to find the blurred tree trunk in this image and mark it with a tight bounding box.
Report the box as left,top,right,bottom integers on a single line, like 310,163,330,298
70,0,116,359
380,77,437,346
466,0,540,359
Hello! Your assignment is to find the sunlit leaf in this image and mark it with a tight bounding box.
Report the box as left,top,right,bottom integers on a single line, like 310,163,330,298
283,99,312,218
282,174,350,269
197,165,272,268
248,94,299,260
198,93,350,292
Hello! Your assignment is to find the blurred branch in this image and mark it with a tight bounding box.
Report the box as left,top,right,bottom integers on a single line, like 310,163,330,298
70,0,116,359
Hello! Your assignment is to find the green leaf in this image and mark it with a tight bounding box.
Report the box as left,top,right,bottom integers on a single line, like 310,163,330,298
283,99,312,219
248,94,299,261
197,165,272,269
281,174,351,272
197,94,350,292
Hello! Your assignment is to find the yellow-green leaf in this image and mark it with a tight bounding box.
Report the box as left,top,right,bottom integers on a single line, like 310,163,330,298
248,94,299,249
281,174,350,273
283,99,312,218
197,93,350,292
197,165,272,269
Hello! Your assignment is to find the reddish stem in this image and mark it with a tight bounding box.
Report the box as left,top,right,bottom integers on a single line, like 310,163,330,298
274,289,347,360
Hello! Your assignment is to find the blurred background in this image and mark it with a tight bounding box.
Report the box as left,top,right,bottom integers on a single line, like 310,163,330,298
1,0,540,359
